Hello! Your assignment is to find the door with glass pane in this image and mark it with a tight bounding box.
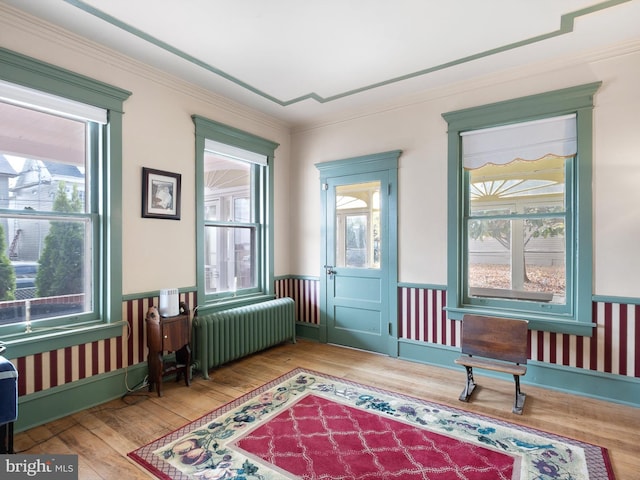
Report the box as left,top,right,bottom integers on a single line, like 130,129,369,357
324,172,390,354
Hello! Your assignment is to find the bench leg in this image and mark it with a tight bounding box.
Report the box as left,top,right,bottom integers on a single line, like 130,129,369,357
459,366,477,402
512,375,526,415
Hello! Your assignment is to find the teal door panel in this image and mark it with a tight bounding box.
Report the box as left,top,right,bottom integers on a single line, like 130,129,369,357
334,275,381,302
317,150,400,356
333,306,381,333
325,172,388,354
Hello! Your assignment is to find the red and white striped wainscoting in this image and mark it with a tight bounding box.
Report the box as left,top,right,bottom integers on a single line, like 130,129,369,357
14,291,197,396
275,277,319,325
11,282,638,398
529,301,640,376
398,286,640,378
398,286,455,346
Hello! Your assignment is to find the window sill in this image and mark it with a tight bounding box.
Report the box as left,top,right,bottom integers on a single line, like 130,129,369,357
469,287,554,302
0,320,127,359
445,306,595,337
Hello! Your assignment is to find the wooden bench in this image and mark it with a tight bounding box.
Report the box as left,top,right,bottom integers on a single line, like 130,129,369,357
454,314,529,414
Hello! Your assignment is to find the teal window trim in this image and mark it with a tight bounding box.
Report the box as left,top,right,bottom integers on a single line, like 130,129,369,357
0,48,131,356
192,115,279,310
442,83,601,336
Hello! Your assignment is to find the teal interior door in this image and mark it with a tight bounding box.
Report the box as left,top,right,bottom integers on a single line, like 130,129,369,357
324,172,390,354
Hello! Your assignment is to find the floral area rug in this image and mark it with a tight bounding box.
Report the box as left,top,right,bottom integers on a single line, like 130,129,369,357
128,368,614,479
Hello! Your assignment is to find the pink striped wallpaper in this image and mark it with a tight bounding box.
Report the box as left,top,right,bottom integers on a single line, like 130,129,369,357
275,277,320,325
398,286,640,378
14,291,197,397
282,279,639,379
10,280,639,398
528,301,639,376
398,287,455,346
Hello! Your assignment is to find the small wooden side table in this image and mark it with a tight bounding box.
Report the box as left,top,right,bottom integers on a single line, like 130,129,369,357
145,303,191,397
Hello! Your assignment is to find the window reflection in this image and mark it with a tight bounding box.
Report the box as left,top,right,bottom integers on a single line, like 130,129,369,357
335,182,381,269
467,156,567,303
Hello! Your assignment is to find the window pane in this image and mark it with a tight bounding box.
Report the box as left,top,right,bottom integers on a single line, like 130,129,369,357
0,98,94,328
469,156,566,216
1,101,87,213
466,156,566,304
468,217,565,303
204,225,255,294
468,218,512,290
233,197,250,223
335,182,381,269
9,159,87,213
0,217,92,326
204,152,251,222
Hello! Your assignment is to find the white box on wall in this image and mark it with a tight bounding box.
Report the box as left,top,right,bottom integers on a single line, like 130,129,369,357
159,288,179,317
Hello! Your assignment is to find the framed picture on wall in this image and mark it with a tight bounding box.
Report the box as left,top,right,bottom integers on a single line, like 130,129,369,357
142,167,181,220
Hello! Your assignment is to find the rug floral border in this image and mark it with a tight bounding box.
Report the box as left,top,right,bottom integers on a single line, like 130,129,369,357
128,367,615,480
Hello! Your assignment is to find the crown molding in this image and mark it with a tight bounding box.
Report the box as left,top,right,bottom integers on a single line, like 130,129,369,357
291,37,640,134
62,0,635,109
0,3,291,132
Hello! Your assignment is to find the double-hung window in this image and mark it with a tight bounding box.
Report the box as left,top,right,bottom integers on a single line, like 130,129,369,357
442,83,601,335
193,116,278,308
0,48,130,351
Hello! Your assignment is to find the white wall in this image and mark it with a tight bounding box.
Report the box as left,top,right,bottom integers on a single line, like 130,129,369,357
290,42,640,298
1,8,292,294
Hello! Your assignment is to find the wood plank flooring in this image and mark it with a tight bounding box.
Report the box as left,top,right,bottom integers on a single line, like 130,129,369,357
13,339,640,479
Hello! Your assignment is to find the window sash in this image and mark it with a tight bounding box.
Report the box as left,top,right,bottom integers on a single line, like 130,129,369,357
462,158,572,314
203,157,261,298
203,224,260,295
1,91,101,322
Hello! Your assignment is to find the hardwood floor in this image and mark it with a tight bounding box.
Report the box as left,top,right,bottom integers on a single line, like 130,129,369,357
14,339,640,479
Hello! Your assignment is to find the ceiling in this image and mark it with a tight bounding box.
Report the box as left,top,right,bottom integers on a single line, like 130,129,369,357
3,0,640,127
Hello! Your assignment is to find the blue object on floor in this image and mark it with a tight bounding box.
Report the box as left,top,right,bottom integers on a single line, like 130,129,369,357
0,355,18,454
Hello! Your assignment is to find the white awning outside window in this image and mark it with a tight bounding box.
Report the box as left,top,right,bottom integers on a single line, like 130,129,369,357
0,80,107,166
205,139,268,166
461,114,576,170
0,79,107,124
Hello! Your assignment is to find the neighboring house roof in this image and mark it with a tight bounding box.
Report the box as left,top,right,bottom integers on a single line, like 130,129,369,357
0,155,18,176
12,159,82,190
12,159,47,189
43,160,83,178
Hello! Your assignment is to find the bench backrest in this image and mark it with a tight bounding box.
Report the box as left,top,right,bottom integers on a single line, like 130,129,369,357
461,314,529,364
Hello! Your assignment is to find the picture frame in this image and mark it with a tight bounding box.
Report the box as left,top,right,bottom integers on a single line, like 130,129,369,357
142,167,181,220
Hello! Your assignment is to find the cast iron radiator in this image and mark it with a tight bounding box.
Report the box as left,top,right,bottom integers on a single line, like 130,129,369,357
193,297,296,379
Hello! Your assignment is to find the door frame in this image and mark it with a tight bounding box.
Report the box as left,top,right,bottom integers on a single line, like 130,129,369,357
315,150,401,357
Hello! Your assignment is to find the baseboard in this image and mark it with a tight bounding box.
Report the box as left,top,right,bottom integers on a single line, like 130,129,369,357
295,322,319,341
397,339,640,408
14,363,149,433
